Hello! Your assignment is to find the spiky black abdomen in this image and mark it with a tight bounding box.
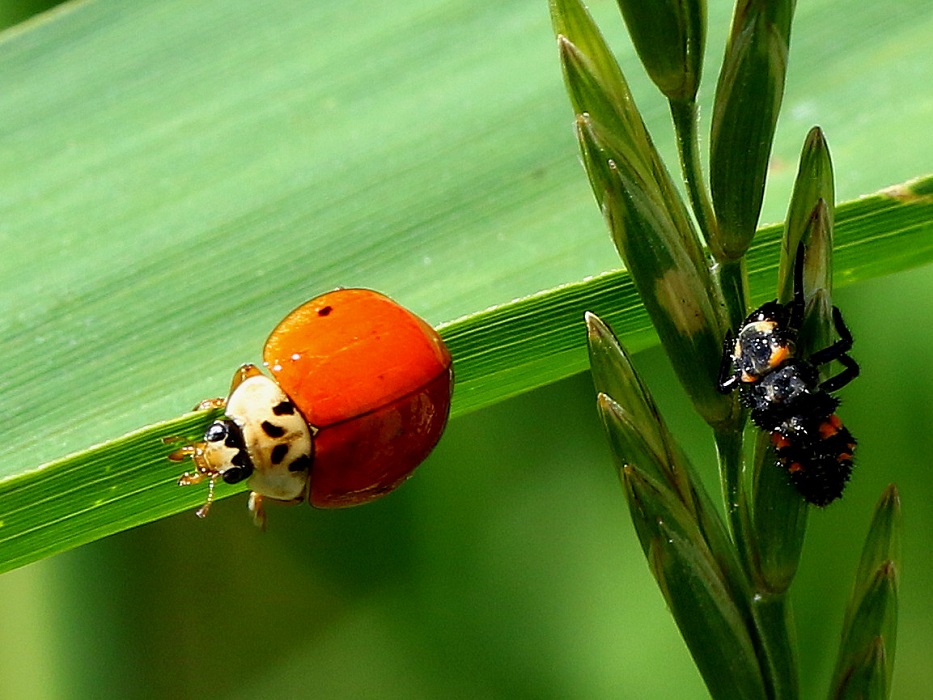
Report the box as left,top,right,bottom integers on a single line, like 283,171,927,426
770,415,857,506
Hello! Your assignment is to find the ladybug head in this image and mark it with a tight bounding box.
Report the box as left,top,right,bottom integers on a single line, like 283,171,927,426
168,372,313,521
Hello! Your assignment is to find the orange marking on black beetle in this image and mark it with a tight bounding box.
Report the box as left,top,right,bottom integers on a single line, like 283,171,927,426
769,345,790,368
771,433,792,449
788,462,804,473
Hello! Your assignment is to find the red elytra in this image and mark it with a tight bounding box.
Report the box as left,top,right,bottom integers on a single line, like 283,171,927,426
263,288,453,508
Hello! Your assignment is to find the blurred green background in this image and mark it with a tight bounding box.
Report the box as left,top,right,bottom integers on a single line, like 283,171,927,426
0,1,931,698
2,268,931,699
0,0,59,30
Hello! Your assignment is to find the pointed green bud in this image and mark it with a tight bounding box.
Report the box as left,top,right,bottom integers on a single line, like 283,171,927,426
598,392,676,500
551,0,655,175
776,196,835,358
797,202,837,360
552,2,728,415
552,0,711,279
588,314,690,465
597,365,749,605
599,390,732,563
829,486,902,698
853,486,902,596
799,201,834,295
577,116,732,428
648,520,768,700
710,0,795,259
618,458,747,626
596,349,762,696
589,318,741,565
750,431,808,594
832,637,888,700
618,456,704,559
614,0,706,102
831,564,898,700
779,127,835,300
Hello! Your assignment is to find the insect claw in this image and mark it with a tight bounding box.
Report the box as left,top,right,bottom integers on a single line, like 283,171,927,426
248,492,267,530
192,397,227,412
167,447,193,463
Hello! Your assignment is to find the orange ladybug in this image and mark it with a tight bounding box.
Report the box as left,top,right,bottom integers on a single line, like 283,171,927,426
167,289,453,527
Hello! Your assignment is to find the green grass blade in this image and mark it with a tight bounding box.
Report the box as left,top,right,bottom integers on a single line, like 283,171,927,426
0,1,931,572
0,178,930,573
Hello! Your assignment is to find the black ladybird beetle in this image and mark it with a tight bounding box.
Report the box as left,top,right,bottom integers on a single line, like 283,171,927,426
717,244,859,506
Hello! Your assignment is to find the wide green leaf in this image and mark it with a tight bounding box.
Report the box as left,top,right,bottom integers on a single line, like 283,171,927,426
1,181,930,573
0,0,931,574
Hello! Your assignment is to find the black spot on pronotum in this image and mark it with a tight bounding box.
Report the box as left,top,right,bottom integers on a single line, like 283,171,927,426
272,400,295,416
261,421,286,438
223,421,247,450
270,443,289,465
318,305,333,317
230,447,253,470
288,454,312,473
221,439,255,484
222,464,253,484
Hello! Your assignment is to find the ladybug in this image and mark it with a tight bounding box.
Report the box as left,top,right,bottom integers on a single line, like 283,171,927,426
167,289,453,527
717,244,859,505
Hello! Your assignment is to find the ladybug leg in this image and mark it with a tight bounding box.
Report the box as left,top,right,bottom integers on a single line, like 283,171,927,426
192,397,226,411
229,363,264,393
787,242,806,333
193,475,219,518
189,365,266,411
808,306,855,366
169,442,223,496
819,353,860,393
248,492,304,529
165,440,205,465
174,466,220,518
806,306,859,393
717,330,740,393
175,464,205,484
248,492,267,530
